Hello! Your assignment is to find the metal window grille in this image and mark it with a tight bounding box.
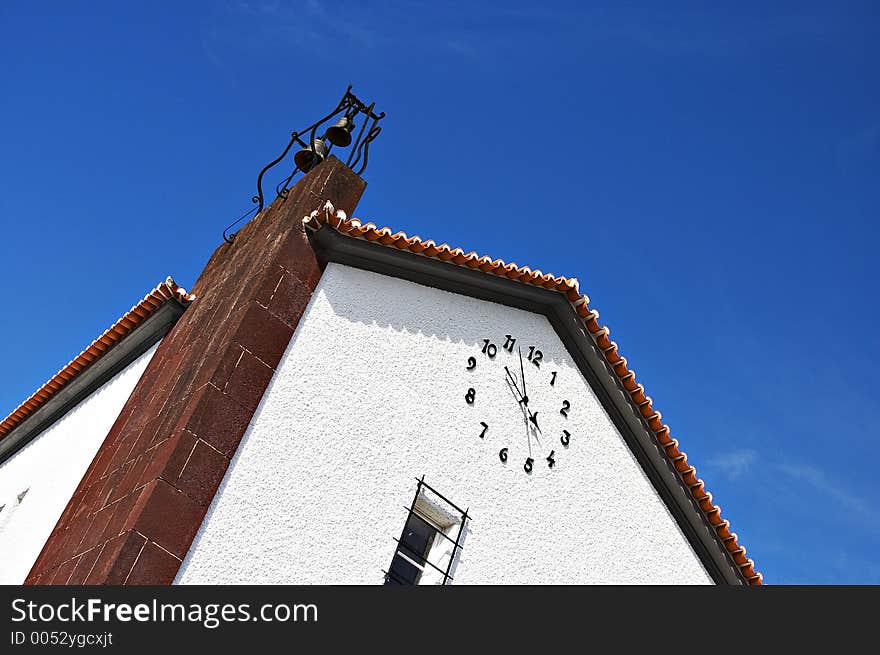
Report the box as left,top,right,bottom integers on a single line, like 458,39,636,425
383,476,469,586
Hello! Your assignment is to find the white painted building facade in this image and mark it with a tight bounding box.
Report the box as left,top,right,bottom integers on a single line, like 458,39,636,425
177,264,712,584
0,345,159,584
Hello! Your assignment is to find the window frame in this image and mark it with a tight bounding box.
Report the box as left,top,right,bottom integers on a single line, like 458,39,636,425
383,477,469,586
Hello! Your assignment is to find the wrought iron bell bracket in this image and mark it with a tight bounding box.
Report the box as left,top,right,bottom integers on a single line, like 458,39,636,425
252,86,385,215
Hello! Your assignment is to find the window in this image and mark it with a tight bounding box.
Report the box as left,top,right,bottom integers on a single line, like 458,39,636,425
0,487,29,535
384,477,468,586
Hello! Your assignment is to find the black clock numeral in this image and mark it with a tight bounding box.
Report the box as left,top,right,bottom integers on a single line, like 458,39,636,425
479,421,488,439
524,457,534,474
527,346,543,368
550,371,557,386
465,388,476,405
546,450,556,468
561,430,571,446
560,400,570,417
482,339,497,358
466,356,477,371
499,447,508,463
503,334,516,353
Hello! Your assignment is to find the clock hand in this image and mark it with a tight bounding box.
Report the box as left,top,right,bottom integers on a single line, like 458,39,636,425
518,346,527,402
503,366,528,406
504,367,543,437
504,375,532,451
523,406,542,449
505,373,527,412
525,410,532,458
528,411,542,434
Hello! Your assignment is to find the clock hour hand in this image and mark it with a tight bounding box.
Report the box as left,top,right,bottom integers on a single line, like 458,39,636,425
528,410,541,433
504,374,532,426
504,366,542,435
504,371,527,413
503,366,529,406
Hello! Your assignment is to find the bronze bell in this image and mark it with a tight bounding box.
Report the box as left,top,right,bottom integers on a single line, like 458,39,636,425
324,116,355,147
293,138,329,171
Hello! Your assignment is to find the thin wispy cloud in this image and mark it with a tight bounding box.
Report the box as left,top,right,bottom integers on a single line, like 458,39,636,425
708,447,880,539
200,0,845,65
707,448,757,480
209,0,401,56
778,461,879,529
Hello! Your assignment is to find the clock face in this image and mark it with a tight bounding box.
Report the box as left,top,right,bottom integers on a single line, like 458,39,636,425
464,334,572,475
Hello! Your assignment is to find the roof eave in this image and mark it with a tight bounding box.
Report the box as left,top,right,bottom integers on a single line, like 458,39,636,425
0,280,193,464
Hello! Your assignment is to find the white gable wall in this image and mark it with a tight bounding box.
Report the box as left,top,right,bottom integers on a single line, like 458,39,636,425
0,343,159,584
177,264,712,584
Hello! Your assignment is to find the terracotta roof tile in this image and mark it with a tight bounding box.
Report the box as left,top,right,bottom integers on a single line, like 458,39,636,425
0,277,195,443
304,201,763,585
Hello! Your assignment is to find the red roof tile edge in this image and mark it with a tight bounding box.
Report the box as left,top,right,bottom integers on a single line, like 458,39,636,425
0,277,195,443
304,201,763,585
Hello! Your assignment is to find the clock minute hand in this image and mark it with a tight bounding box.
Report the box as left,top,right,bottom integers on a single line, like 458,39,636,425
518,346,527,401
505,373,536,453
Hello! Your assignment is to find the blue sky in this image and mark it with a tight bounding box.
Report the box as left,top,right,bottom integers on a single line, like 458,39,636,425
1,1,877,583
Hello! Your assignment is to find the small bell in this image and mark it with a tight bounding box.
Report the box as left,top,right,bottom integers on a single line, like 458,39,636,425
293,138,329,172
324,116,356,147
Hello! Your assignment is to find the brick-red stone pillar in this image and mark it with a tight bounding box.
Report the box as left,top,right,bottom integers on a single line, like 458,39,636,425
26,156,365,584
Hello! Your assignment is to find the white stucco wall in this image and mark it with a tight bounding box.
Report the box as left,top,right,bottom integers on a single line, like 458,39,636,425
177,264,712,584
0,343,158,584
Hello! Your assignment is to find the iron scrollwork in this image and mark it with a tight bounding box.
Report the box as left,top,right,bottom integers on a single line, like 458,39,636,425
224,86,385,244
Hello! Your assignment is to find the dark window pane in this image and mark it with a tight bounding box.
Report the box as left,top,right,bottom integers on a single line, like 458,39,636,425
400,514,435,560
384,512,438,586
386,553,422,585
